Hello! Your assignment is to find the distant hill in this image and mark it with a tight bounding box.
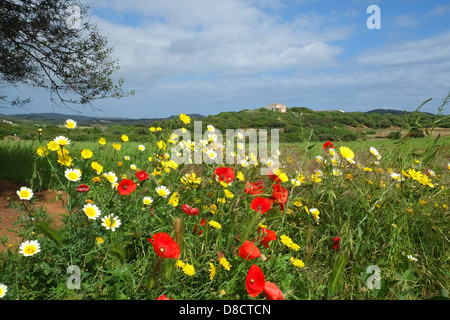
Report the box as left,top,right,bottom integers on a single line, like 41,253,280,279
1,107,448,143
1,112,205,125
365,109,434,116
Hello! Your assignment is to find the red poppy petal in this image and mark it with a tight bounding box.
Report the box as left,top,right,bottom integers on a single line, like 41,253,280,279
264,281,284,300
149,232,180,259
238,240,261,260
245,265,265,297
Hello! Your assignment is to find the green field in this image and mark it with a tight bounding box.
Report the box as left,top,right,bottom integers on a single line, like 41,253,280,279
0,117,449,300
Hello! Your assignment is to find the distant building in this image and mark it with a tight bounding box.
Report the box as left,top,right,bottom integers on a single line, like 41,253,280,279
264,103,286,113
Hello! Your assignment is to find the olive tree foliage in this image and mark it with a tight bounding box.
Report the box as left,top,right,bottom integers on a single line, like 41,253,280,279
0,0,132,110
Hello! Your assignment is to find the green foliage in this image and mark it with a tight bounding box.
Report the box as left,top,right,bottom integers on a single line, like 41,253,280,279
0,96,449,300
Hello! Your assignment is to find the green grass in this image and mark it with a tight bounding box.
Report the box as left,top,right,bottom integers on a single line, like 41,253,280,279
0,130,449,300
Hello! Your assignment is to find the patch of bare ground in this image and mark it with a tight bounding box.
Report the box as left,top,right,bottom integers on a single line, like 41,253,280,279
0,180,67,251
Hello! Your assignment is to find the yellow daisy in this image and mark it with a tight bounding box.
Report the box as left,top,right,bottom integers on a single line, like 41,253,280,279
179,113,191,125
339,146,354,159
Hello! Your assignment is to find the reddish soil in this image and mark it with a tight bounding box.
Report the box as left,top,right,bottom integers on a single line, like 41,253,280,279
0,180,67,251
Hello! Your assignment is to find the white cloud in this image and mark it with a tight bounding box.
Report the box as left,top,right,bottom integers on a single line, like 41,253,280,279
91,0,351,85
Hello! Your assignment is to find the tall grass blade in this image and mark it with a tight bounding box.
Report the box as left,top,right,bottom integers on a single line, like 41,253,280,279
327,254,347,300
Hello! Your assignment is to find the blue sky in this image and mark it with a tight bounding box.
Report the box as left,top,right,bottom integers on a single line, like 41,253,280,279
2,0,450,118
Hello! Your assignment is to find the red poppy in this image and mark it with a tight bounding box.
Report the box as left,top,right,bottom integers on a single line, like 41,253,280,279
263,281,284,300
237,240,261,260
182,204,199,216
266,169,281,183
323,140,334,150
271,184,288,204
147,232,180,259
333,236,340,250
250,197,272,214
258,227,277,249
245,265,265,297
136,170,149,181
155,294,174,300
117,179,136,195
245,180,264,195
76,184,90,193
213,167,235,184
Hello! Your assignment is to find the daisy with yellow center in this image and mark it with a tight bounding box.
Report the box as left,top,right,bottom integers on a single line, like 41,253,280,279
105,172,118,184
101,214,121,231
308,208,320,221
19,240,41,256
83,203,101,220
64,119,77,129
138,144,145,151
0,284,7,298
17,187,33,200
206,150,217,160
156,185,171,198
54,135,71,146
333,169,342,176
143,196,153,206
64,168,82,182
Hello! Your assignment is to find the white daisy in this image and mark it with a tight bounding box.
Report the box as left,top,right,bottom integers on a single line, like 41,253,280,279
17,187,33,200
156,185,170,198
64,119,77,129
83,203,101,220
0,283,7,298
101,214,121,231
143,196,153,206
64,168,82,182
19,240,41,257
53,135,71,146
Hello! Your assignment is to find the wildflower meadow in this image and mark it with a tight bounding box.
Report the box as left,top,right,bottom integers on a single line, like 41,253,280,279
0,111,449,302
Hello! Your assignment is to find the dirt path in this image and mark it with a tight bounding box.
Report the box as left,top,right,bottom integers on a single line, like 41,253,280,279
0,180,67,251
